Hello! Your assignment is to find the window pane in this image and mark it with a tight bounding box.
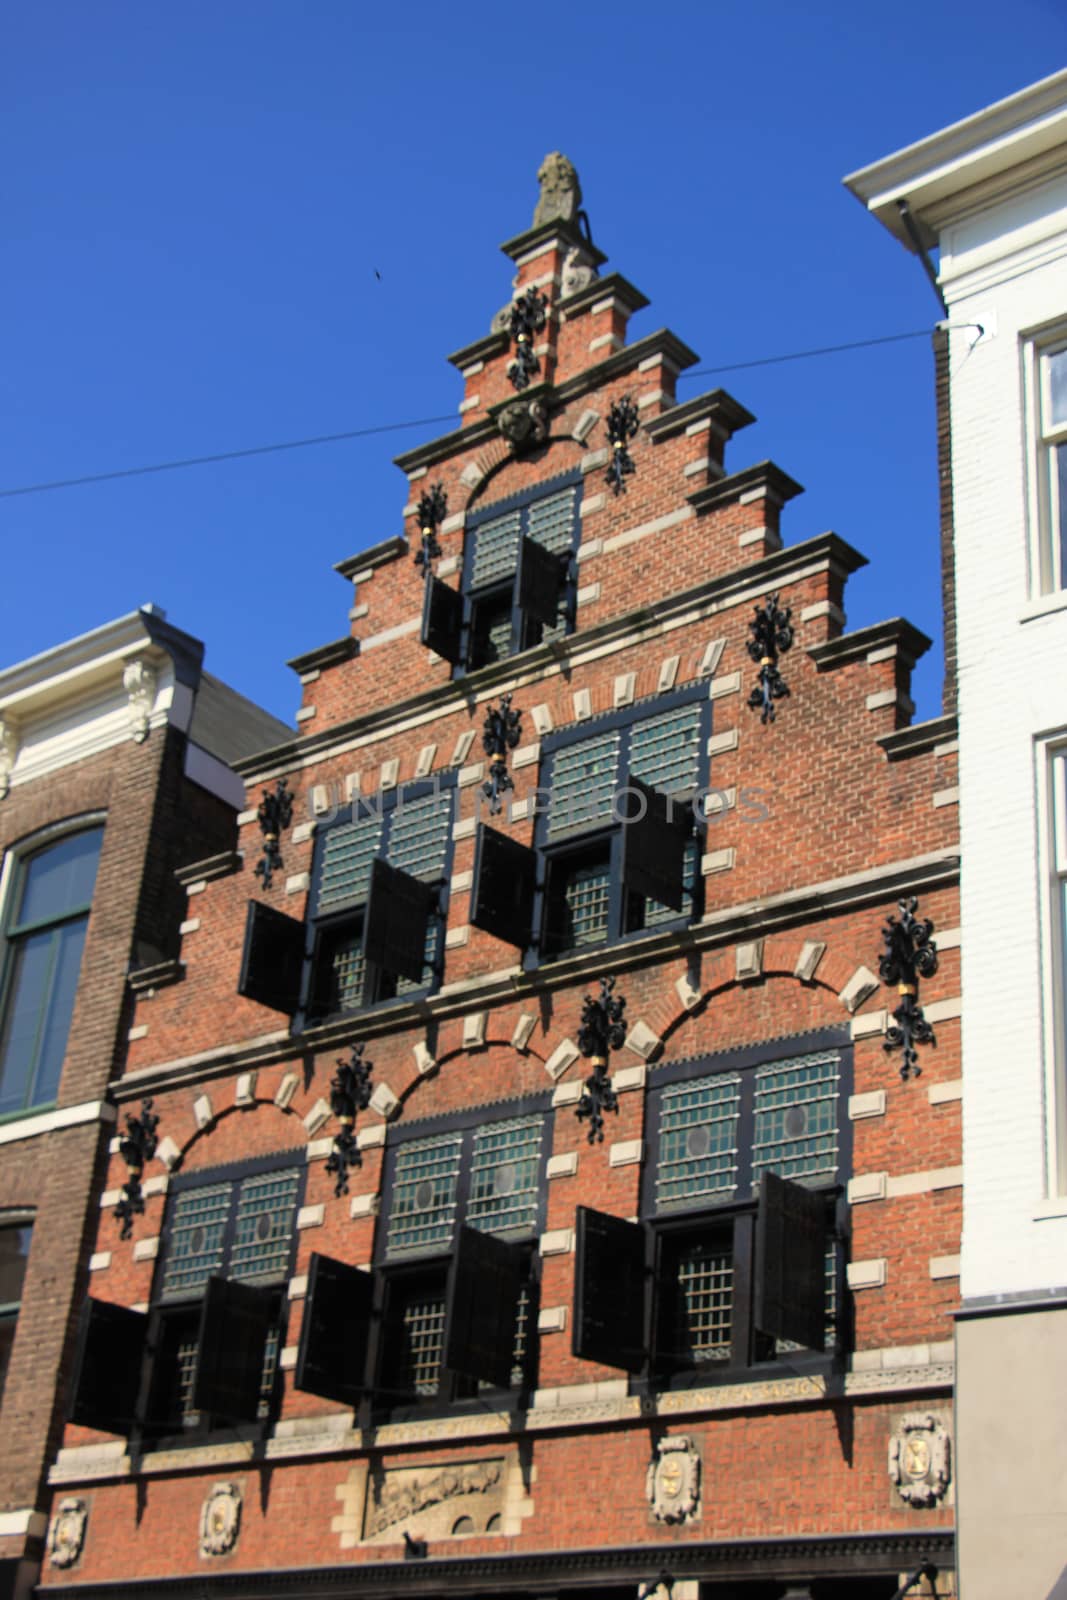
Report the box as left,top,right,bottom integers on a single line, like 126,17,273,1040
0,1314,17,1406
32,919,89,1107
387,791,452,884
386,1134,463,1256
394,1286,447,1395
471,509,523,590
0,1224,32,1308
674,1237,733,1364
316,811,384,915
327,928,366,1012
0,931,57,1115
161,1183,230,1301
468,1117,543,1236
752,1050,841,1185
1048,348,1067,428
559,859,611,948
231,1170,301,1283
630,704,702,797
656,1073,741,1210
527,486,578,553
14,829,102,931
1056,442,1067,589
547,731,621,835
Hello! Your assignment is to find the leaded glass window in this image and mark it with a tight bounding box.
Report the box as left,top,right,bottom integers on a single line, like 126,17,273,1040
468,1117,544,1236
673,1237,734,1364
751,1050,841,1186
232,1170,302,1282
317,812,383,914
547,731,621,836
655,1073,741,1211
386,1133,463,1257
161,1183,230,1301
159,1165,302,1302
630,703,702,797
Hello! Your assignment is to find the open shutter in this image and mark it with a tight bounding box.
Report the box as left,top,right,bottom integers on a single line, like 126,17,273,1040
237,900,305,1013
193,1276,275,1422
295,1252,374,1408
443,1225,524,1389
754,1171,826,1351
362,857,435,987
572,1206,646,1373
516,535,563,628
68,1299,147,1435
421,575,464,664
470,826,537,948
619,776,687,912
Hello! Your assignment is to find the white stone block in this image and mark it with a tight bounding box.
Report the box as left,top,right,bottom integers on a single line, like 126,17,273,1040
512,742,540,770
707,727,739,757
708,670,742,700
303,1098,332,1135
839,965,880,1014
369,1083,400,1121
127,1024,149,1041
134,1236,160,1262
539,1228,575,1256
356,1123,387,1149
848,1090,887,1120
674,974,702,1011
551,1080,584,1107
546,1152,578,1180
929,1254,961,1279
444,925,470,949
928,1078,963,1105
451,730,476,765
156,1135,181,1170
512,1013,537,1051
701,846,736,875
846,1258,888,1290
538,1305,568,1333
457,762,484,787
274,1072,299,1110
193,1094,214,1131
699,639,726,677
413,1042,437,1077
735,940,764,982
288,1275,308,1300
530,703,554,735
614,672,636,707
609,1139,644,1168
350,1193,381,1219
178,918,201,936
794,940,827,982
235,1071,257,1107
572,408,599,443
624,1019,661,1060
657,655,680,692
544,1039,580,1080
297,1204,325,1230
285,871,310,895
89,1251,112,1272
851,1009,888,1039
463,1011,487,1049
847,1172,888,1204
613,1064,647,1094
573,688,592,721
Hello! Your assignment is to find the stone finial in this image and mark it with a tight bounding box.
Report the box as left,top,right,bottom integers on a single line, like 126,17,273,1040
534,151,582,228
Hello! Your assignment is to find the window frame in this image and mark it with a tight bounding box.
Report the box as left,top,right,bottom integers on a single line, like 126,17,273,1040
1024,327,1067,596
0,818,105,1121
143,1150,306,1445
572,1032,851,1392
367,1094,554,1416
1038,735,1067,1194
0,1211,34,1410
454,473,583,676
529,686,711,964
304,777,457,1024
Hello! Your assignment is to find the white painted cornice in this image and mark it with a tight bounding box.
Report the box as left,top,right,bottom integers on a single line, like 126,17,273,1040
844,68,1067,250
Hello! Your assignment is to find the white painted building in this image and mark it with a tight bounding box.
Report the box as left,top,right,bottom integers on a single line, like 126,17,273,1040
846,70,1067,1600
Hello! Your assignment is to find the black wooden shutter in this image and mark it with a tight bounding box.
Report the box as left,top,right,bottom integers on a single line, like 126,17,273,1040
237,900,305,1013
572,1206,646,1373
362,857,434,987
754,1171,827,1352
619,776,687,912
470,826,537,948
68,1298,147,1435
192,1276,275,1422
421,575,464,664
295,1252,374,1407
516,536,563,627
443,1225,524,1389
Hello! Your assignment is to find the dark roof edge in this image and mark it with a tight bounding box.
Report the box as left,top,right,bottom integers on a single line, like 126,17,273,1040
645,388,756,443
557,271,650,320
334,536,409,584
878,713,958,761
498,218,608,267
286,637,359,677
808,617,933,672
689,460,804,515
446,329,509,372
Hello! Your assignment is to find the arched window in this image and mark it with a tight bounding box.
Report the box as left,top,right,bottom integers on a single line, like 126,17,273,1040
0,826,104,1116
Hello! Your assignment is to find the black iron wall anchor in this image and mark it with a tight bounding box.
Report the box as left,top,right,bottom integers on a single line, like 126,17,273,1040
507,288,548,391
575,976,628,1144
746,593,794,724
879,897,939,1081
325,1044,374,1197
482,694,523,815
605,396,640,495
413,482,447,580
254,777,294,890
115,1098,160,1239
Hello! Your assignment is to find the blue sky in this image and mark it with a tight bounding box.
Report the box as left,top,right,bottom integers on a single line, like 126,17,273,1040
2,4,1063,724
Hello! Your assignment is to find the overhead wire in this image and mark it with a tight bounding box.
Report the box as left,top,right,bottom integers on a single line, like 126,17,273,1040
0,327,934,501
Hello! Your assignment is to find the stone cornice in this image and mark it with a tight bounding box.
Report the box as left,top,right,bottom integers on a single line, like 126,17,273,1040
286,637,359,678
688,459,804,516
809,618,932,673
333,536,409,584
446,329,509,374
111,843,959,1101
174,850,242,888
232,532,868,781
556,271,649,320
879,714,958,762
644,387,755,444
39,1529,956,1596
498,218,608,268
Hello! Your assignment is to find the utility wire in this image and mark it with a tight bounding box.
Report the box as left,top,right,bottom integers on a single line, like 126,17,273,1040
0,327,934,501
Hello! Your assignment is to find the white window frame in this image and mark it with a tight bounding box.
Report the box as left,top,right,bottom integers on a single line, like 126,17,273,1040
1024,328,1067,596
1037,737,1067,1194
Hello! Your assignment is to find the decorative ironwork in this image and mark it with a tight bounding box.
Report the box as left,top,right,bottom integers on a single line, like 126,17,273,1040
605,397,640,495
253,778,294,889
413,483,447,580
115,1098,160,1239
507,289,547,391
576,977,627,1144
879,897,939,1080
325,1044,374,1196
746,593,794,723
481,694,522,815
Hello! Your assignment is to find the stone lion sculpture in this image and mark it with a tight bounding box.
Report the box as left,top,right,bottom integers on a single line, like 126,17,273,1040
534,152,582,227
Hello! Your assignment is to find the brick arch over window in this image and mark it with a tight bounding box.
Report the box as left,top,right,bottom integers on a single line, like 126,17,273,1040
164,1091,310,1175
460,435,584,514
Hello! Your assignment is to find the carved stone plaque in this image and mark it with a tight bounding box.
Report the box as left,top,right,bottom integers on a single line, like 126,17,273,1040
646,1434,701,1524
888,1411,952,1507
47,1497,88,1569
199,1481,242,1557
363,1457,506,1545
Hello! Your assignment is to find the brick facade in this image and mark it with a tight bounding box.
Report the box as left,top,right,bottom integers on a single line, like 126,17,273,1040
39,169,960,1597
